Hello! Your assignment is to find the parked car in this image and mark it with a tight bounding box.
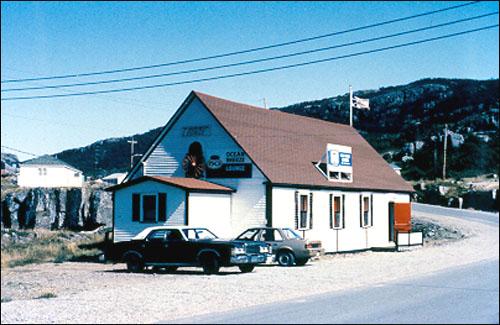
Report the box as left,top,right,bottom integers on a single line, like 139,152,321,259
106,226,271,274
235,227,324,266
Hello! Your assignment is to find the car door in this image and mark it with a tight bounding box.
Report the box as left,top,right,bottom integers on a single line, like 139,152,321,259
163,229,188,263
259,229,283,252
144,230,168,263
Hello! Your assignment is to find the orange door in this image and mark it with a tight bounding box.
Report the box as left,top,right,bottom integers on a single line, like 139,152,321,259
394,203,411,232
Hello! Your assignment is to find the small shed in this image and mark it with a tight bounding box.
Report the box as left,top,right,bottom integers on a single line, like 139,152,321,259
106,176,234,242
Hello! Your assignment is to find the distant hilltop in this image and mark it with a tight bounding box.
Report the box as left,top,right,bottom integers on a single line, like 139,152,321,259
52,78,499,181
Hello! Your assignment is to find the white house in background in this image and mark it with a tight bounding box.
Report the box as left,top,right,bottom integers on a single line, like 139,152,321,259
101,172,127,185
17,155,84,188
108,91,415,253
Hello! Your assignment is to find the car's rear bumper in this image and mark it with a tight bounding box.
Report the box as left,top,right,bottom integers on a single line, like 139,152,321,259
230,253,267,265
307,248,325,259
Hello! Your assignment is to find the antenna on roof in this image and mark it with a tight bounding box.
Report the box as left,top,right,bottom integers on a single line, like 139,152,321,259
261,98,267,109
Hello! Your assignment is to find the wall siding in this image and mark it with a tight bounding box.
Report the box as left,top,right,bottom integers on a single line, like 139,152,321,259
272,187,410,253
113,180,186,242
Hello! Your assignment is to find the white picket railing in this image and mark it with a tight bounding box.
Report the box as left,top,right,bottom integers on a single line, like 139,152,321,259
396,231,423,249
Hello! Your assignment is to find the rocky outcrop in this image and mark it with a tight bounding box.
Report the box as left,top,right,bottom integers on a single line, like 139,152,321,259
1,184,112,230
83,189,112,229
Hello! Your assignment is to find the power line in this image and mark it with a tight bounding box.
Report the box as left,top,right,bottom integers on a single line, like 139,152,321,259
0,1,480,84
1,71,166,149
1,68,167,112
2,112,131,134
3,11,496,93
2,24,496,101
1,145,38,157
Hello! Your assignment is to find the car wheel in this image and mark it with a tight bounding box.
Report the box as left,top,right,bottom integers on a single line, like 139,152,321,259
277,251,295,267
164,266,178,273
125,254,144,273
295,258,309,266
201,256,220,275
239,265,255,273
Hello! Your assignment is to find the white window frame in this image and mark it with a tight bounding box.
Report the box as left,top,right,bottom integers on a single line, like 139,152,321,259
331,194,344,229
297,191,311,230
361,194,372,228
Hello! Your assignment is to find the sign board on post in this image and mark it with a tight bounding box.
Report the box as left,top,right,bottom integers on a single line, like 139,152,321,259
326,144,353,182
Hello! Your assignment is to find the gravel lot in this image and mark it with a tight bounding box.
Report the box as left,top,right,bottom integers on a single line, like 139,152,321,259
1,212,498,324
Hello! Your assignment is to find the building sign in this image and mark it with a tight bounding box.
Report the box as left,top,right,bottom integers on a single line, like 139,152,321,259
181,126,211,137
206,151,252,178
206,163,252,178
328,151,352,167
225,151,245,163
326,143,353,182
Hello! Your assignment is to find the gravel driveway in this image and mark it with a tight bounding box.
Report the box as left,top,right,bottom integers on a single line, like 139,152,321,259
1,212,498,324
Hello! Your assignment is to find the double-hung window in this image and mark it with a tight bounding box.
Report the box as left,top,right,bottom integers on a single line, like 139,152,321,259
142,195,157,223
295,191,313,230
360,194,373,227
299,195,309,229
330,195,344,229
131,192,167,223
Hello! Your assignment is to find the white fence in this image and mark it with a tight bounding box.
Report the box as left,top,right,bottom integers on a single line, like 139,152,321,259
396,231,423,249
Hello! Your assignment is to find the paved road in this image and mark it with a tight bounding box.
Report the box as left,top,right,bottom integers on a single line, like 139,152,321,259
412,202,499,225
166,259,499,324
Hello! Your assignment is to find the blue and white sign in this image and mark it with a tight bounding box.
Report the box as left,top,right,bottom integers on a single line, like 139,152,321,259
328,151,352,167
326,143,353,176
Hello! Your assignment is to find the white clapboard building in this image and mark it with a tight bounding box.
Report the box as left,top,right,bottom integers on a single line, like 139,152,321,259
108,91,414,252
18,155,84,188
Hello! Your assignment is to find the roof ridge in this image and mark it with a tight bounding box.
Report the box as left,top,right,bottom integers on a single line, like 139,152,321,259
107,175,235,192
21,154,82,172
192,91,265,110
193,90,353,130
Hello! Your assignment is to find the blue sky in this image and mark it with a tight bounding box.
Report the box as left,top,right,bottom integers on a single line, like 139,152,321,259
1,1,498,161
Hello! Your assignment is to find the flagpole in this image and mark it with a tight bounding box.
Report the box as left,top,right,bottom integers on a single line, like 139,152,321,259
349,85,353,127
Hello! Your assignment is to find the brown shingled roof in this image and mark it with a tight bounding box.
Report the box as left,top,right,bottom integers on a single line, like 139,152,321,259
106,176,234,193
193,91,413,193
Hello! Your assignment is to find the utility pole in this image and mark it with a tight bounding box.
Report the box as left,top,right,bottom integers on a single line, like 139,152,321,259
127,138,138,169
349,85,353,127
433,136,438,179
442,124,448,180
94,146,102,179
261,98,267,109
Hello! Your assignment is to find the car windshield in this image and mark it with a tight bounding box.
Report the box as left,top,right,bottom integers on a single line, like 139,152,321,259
282,228,302,240
182,228,218,240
